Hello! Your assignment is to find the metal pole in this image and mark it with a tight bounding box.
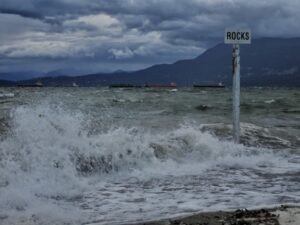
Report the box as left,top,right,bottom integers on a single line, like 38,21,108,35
232,44,240,143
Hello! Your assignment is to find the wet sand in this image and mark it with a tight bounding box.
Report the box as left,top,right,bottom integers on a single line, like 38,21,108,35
127,205,300,225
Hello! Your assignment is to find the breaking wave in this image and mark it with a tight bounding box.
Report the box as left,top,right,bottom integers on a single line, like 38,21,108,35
0,103,299,224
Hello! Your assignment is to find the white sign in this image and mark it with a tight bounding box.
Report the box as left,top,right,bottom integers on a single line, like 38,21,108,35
224,29,251,44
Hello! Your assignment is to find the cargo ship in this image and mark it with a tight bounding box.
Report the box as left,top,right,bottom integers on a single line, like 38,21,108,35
144,82,177,88
17,82,43,87
193,82,225,88
109,84,142,88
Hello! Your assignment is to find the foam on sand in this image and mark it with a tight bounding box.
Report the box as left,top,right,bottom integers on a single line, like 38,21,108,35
276,206,300,225
129,205,300,225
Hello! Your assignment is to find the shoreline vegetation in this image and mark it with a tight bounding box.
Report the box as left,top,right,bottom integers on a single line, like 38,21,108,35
126,205,300,225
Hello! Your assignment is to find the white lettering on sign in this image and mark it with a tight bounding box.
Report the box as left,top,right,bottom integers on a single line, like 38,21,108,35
224,29,251,44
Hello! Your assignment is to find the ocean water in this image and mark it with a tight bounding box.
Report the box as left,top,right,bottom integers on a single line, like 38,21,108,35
0,87,299,225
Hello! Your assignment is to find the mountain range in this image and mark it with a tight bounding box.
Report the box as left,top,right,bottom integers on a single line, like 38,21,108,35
1,38,300,87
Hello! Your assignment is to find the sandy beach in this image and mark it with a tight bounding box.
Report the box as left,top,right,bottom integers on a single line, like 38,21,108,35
128,205,300,225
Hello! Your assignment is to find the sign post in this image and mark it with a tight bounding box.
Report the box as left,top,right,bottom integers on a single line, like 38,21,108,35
224,29,251,143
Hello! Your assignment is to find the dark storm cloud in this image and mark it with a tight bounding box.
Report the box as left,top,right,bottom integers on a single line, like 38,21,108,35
0,0,299,72
0,8,42,19
1,1,298,36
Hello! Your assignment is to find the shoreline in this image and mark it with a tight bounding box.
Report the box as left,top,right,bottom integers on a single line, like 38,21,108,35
125,205,300,225
1,205,300,225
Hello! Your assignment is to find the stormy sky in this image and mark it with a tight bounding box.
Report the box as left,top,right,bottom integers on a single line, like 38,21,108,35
0,0,299,74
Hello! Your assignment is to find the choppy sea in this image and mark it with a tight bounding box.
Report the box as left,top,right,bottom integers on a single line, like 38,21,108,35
0,87,299,225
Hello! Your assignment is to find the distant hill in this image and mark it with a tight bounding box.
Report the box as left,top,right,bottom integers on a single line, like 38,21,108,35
8,38,300,87
0,79,17,87
0,71,42,81
45,68,98,77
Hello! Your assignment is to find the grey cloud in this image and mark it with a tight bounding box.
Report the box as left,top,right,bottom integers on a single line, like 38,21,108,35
0,8,42,19
109,47,134,59
0,0,300,73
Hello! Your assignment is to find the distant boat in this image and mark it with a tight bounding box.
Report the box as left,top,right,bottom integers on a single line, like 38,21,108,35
17,82,43,87
193,82,225,88
109,84,142,88
145,82,177,88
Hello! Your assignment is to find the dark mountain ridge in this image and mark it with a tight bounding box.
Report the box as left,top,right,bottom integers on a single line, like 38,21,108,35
1,38,300,87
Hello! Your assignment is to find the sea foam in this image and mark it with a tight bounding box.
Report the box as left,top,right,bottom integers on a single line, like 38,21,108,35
0,103,299,224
